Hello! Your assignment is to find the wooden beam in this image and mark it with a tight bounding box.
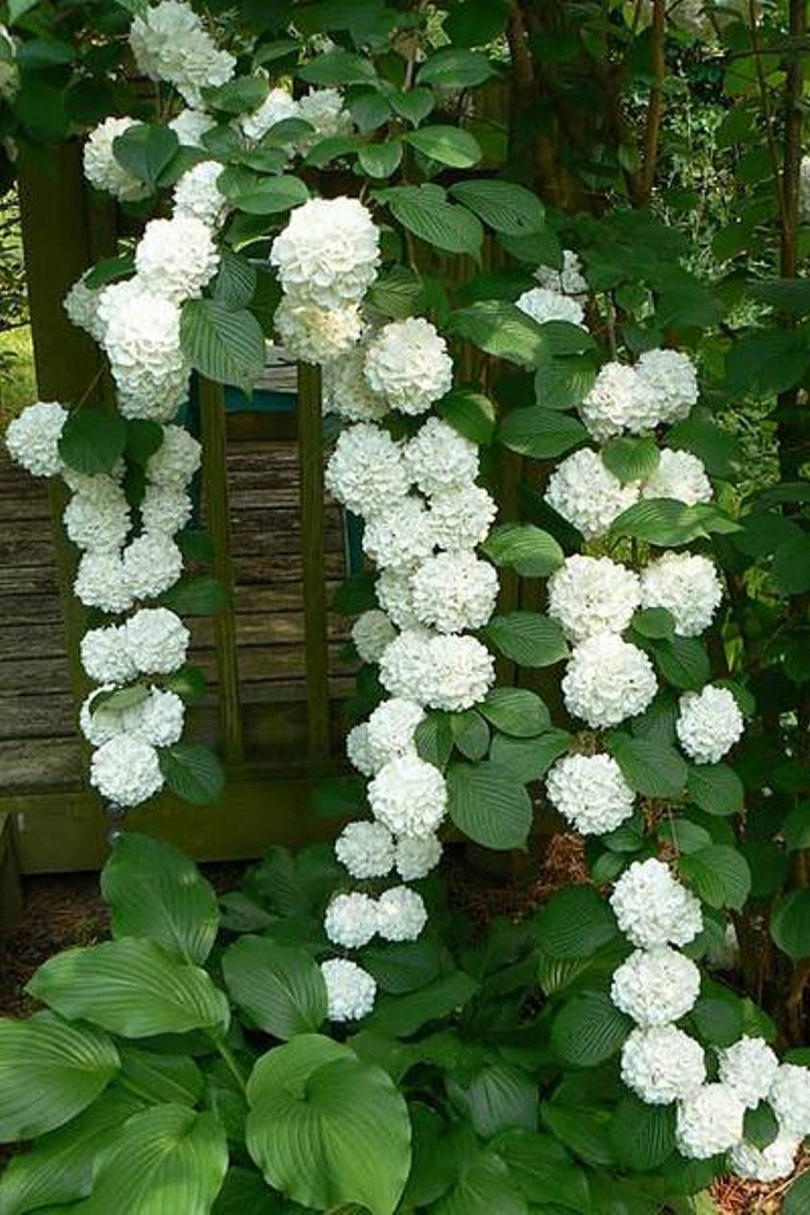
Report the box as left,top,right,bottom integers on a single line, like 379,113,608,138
0,814,23,932
297,363,331,760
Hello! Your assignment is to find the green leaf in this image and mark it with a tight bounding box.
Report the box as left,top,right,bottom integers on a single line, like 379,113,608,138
112,122,178,191
651,635,711,691
90,683,149,716
404,125,481,168
360,939,444,995
609,1097,676,1171
667,405,741,478
358,141,403,178
601,435,660,484
159,743,225,806
350,90,391,132
493,1129,589,1212
304,134,358,167
479,688,550,738
451,710,490,761
480,522,564,577
534,354,597,410
218,169,309,215
119,1044,204,1106
680,845,752,910
484,612,568,668
390,87,434,127
80,1104,228,1215
246,1035,410,1215
687,764,744,817
27,939,231,1039
448,1063,538,1137
180,300,266,390
160,574,229,615
771,890,810,960
609,733,688,800
125,418,164,466
448,180,543,235
418,48,495,87
690,991,743,1047
431,1149,526,1215
611,498,740,546
631,607,676,641
58,408,127,476
497,406,587,458
299,50,378,85
415,712,455,769
363,972,478,1038
0,1013,119,1142
8,0,41,22
773,533,810,596
437,388,496,445
383,185,484,257
489,730,572,783
446,761,532,850
540,1102,616,1169
212,1166,279,1213
205,77,269,116
446,302,547,367
533,885,618,959
551,991,631,1067
222,936,327,1039
101,832,220,964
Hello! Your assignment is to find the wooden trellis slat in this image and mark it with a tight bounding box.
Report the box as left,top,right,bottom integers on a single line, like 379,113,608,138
297,363,331,760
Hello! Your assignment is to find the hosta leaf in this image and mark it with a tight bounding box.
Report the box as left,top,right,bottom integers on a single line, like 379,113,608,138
222,935,327,1039
119,1044,204,1107
609,1096,676,1171
551,990,632,1066
363,972,479,1038
448,1064,538,1137
430,1150,527,1215
493,1129,589,1213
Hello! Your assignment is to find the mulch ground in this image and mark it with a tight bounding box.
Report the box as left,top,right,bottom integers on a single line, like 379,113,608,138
0,839,804,1212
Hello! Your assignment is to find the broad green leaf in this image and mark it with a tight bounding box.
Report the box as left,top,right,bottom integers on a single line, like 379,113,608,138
667,405,741,478
448,180,544,235
493,1131,589,1211
687,764,744,817
360,939,444,996
651,635,711,691
84,256,135,291
484,612,568,668
432,1149,527,1215
446,761,532,850
418,48,495,88
119,1044,204,1106
383,185,484,257
112,123,178,190
222,936,327,1039
363,972,478,1038
437,388,496,445
350,90,391,132
246,1035,410,1215
785,1170,810,1214
540,1102,617,1169
551,991,631,1067
218,169,309,215
451,710,490,761
9,0,41,22
601,435,660,484
448,1064,538,1137
390,87,434,127
631,607,676,641
743,1101,780,1151
180,300,266,390
358,141,402,178
773,533,810,596
609,1097,676,1171
690,991,743,1047
304,134,358,167
489,730,572,783
299,50,378,85
415,712,455,770
101,832,220,964
479,688,550,738
212,1167,280,1213
534,354,597,410
680,845,751,910
27,939,231,1039
366,266,424,320
533,885,618,959
125,418,163,466
497,406,588,458
160,575,229,615
204,77,269,114
609,733,688,800
771,890,810,960
611,498,739,546
481,523,564,577
0,1013,119,1142
404,125,481,168
158,743,225,806
447,302,548,367
58,409,127,476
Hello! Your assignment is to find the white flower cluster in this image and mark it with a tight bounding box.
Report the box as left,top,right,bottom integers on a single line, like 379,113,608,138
129,0,235,108
172,160,227,227
321,958,376,1022
241,85,351,149
642,448,712,506
545,449,638,540
545,753,635,836
271,197,380,310
562,632,657,729
579,351,698,442
324,883,427,947
363,318,453,416
548,555,640,643
640,552,722,637
676,685,745,764
516,287,585,328
5,401,67,477
535,249,588,298
83,117,147,203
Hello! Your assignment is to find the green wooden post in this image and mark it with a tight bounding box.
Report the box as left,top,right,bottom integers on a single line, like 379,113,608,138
199,376,245,765
297,362,331,760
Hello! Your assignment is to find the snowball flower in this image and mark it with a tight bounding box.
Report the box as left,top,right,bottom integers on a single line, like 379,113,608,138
768,1063,810,1137
545,753,635,836
241,86,299,143
124,607,189,674
321,958,376,1021
324,892,379,948
297,88,352,147
425,634,496,711
346,723,376,777
140,484,193,536
270,197,380,308
396,834,442,881
535,249,588,298
81,624,137,685
169,107,215,148
376,886,428,942
640,552,723,638
95,278,145,339
717,1037,779,1109
274,298,362,365
547,555,640,643
376,569,418,630
411,551,498,634
729,1133,801,1183
135,216,219,305
364,318,453,416
134,688,185,747
325,423,409,517
579,361,660,441
146,424,201,489
610,947,701,1026
5,401,66,477
83,116,146,202
63,483,131,553
122,533,183,600
352,610,397,664
621,1025,706,1105
322,342,388,423
545,448,639,540
516,287,585,327
172,160,227,227
90,734,164,807
641,448,712,506
429,484,497,552
365,698,425,769
74,551,133,614
129,0,235,108
404,417,479,497
610,858,703,949
369,753,447,837
378,628,434,703
362,496,436,572
102,288,189,421
335,821,395,880
676,1084,746,1159
676,685,744,764
64,275,104,342
80,686,126,748
636,348,698,426
562,632,657,729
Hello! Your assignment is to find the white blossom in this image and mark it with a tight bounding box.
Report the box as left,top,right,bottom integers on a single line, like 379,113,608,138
5,401,67,477
411,551,499,634
80,686,127,747
270,197,380,308
717,1037,779,1110
636,348,699,426
63,483,131,553
352,610,397,664
378,627,434,703
376,886,427,942
169,107,215,148
335,821,395,880
129,0,235,108
134,688,185,747
321,958,376,1021
579,362,660,441
83,116,146,202
641,448,712,506
95,278,145,339
274,297,362,365
74,551,133,614
610,858,703,949
322,342,388,423
140,484,193,536
548,555,640,643
124,607,189,674
404,417,479,497
324,892,379,948
63,462,124,495
621,1025,706,1105
172,160,227,226
241,86,300,143
346,723,377,777
562,632,657,729
362,496,436,572
516,287,585,327
134,216,219,305
676,685,744,764
395,834,442,881
429,484,497,552
728,1133,801,1183
535,249,588,298
363,318,453,416
545,753,635,836
297,88,352,148
610,947,701,1026
146,424,201,489
90,734,164,807
640,552,723,638
369,753,447,837
545,448,639,540
81,624,137,685
102,287,190,421
676,1084,746,1159
64,275,104,343
424,634,496,711
769,1063,810,1137
376,568,419,630
122,533,183,600
365,698,425,769
325,423,409,517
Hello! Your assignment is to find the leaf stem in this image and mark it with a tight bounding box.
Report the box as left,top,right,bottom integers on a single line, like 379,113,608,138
213,1036,248,1096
